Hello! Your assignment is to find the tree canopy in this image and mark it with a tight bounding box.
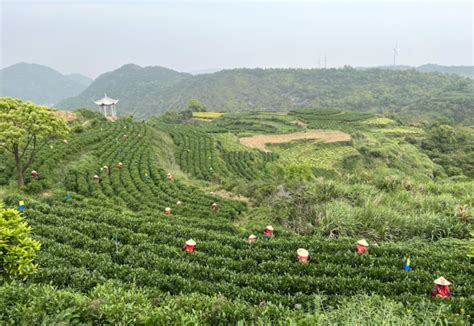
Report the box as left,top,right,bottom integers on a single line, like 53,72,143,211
0,203,41,282
187,99,207,112
0,97,70,186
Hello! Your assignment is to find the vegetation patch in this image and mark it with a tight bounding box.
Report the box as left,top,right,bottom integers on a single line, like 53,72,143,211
192,112,223,119
376,127,424,136
363,117,396,126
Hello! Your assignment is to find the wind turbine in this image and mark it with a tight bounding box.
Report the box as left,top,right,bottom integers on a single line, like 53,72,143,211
392,42,399,66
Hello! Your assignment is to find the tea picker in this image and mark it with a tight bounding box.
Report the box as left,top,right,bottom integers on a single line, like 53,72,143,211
247,234,257,243
182,239,196,252
431,277,451,298
404,257,412,271
355,239,369,254
18,199,25,211
263,225,273,240
296,248,310,263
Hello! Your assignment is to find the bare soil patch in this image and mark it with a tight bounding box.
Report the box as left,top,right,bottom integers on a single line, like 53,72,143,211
210,189,251,204
54,110,77,122
239,130,351,151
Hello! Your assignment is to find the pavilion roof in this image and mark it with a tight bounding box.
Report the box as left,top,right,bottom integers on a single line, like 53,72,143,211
94,94,118,106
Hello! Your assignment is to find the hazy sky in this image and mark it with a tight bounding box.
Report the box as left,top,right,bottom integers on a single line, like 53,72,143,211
1,1,472,78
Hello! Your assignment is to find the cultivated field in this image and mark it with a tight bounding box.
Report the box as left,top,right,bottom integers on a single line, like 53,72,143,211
239,130,351,151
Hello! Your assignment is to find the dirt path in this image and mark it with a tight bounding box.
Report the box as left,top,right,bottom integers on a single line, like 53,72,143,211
239,130,351,151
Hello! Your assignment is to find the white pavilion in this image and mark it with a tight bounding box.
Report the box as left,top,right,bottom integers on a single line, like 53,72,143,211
94,94,118,118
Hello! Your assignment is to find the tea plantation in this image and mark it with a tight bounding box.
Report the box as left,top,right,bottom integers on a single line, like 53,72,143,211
1,108,473,325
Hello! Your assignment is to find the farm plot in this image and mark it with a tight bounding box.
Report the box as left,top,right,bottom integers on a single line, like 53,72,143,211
239,130,351,151
270,141,359,170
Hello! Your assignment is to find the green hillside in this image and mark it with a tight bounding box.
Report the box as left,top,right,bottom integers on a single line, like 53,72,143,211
416,64,474,79
0,63,92,105
57,65,474,123
1,106,473,324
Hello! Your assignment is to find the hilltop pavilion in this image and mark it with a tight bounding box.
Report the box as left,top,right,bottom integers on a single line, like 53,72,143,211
94,94,118,118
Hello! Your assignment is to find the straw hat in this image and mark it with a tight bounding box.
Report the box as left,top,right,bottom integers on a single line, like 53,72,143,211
434,277,451,286
176,200,182,205
356,239,369,247
248,234,257,240
165,207,171,211
93,175,100,179
266,225,274,231
185,239,196,246
297,248,309,257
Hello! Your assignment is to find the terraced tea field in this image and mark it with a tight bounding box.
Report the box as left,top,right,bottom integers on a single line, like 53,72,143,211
1,110,473,324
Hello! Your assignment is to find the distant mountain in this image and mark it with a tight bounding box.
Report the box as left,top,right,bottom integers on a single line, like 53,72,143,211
57,64,474,123
57,64,191,117
0,63,91,106
359,64,474,79
188,68,223,75
66,73,93,88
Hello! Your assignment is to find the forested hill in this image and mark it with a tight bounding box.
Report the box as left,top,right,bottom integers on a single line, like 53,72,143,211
0,63,92,106
360,64,474,79
416,64,474,79
57,64,474,122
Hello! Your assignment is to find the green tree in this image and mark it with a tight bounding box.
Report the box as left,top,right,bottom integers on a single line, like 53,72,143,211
0,203,41,282
187,99,207,112
0,97,69,186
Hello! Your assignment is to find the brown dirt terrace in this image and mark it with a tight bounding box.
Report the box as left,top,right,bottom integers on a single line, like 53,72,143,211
239,130,351,151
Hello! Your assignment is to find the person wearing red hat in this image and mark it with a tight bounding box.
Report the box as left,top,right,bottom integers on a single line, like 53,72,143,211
31,170,39,178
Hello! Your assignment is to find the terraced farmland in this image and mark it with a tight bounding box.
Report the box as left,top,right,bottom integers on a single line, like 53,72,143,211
1,111,473,324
